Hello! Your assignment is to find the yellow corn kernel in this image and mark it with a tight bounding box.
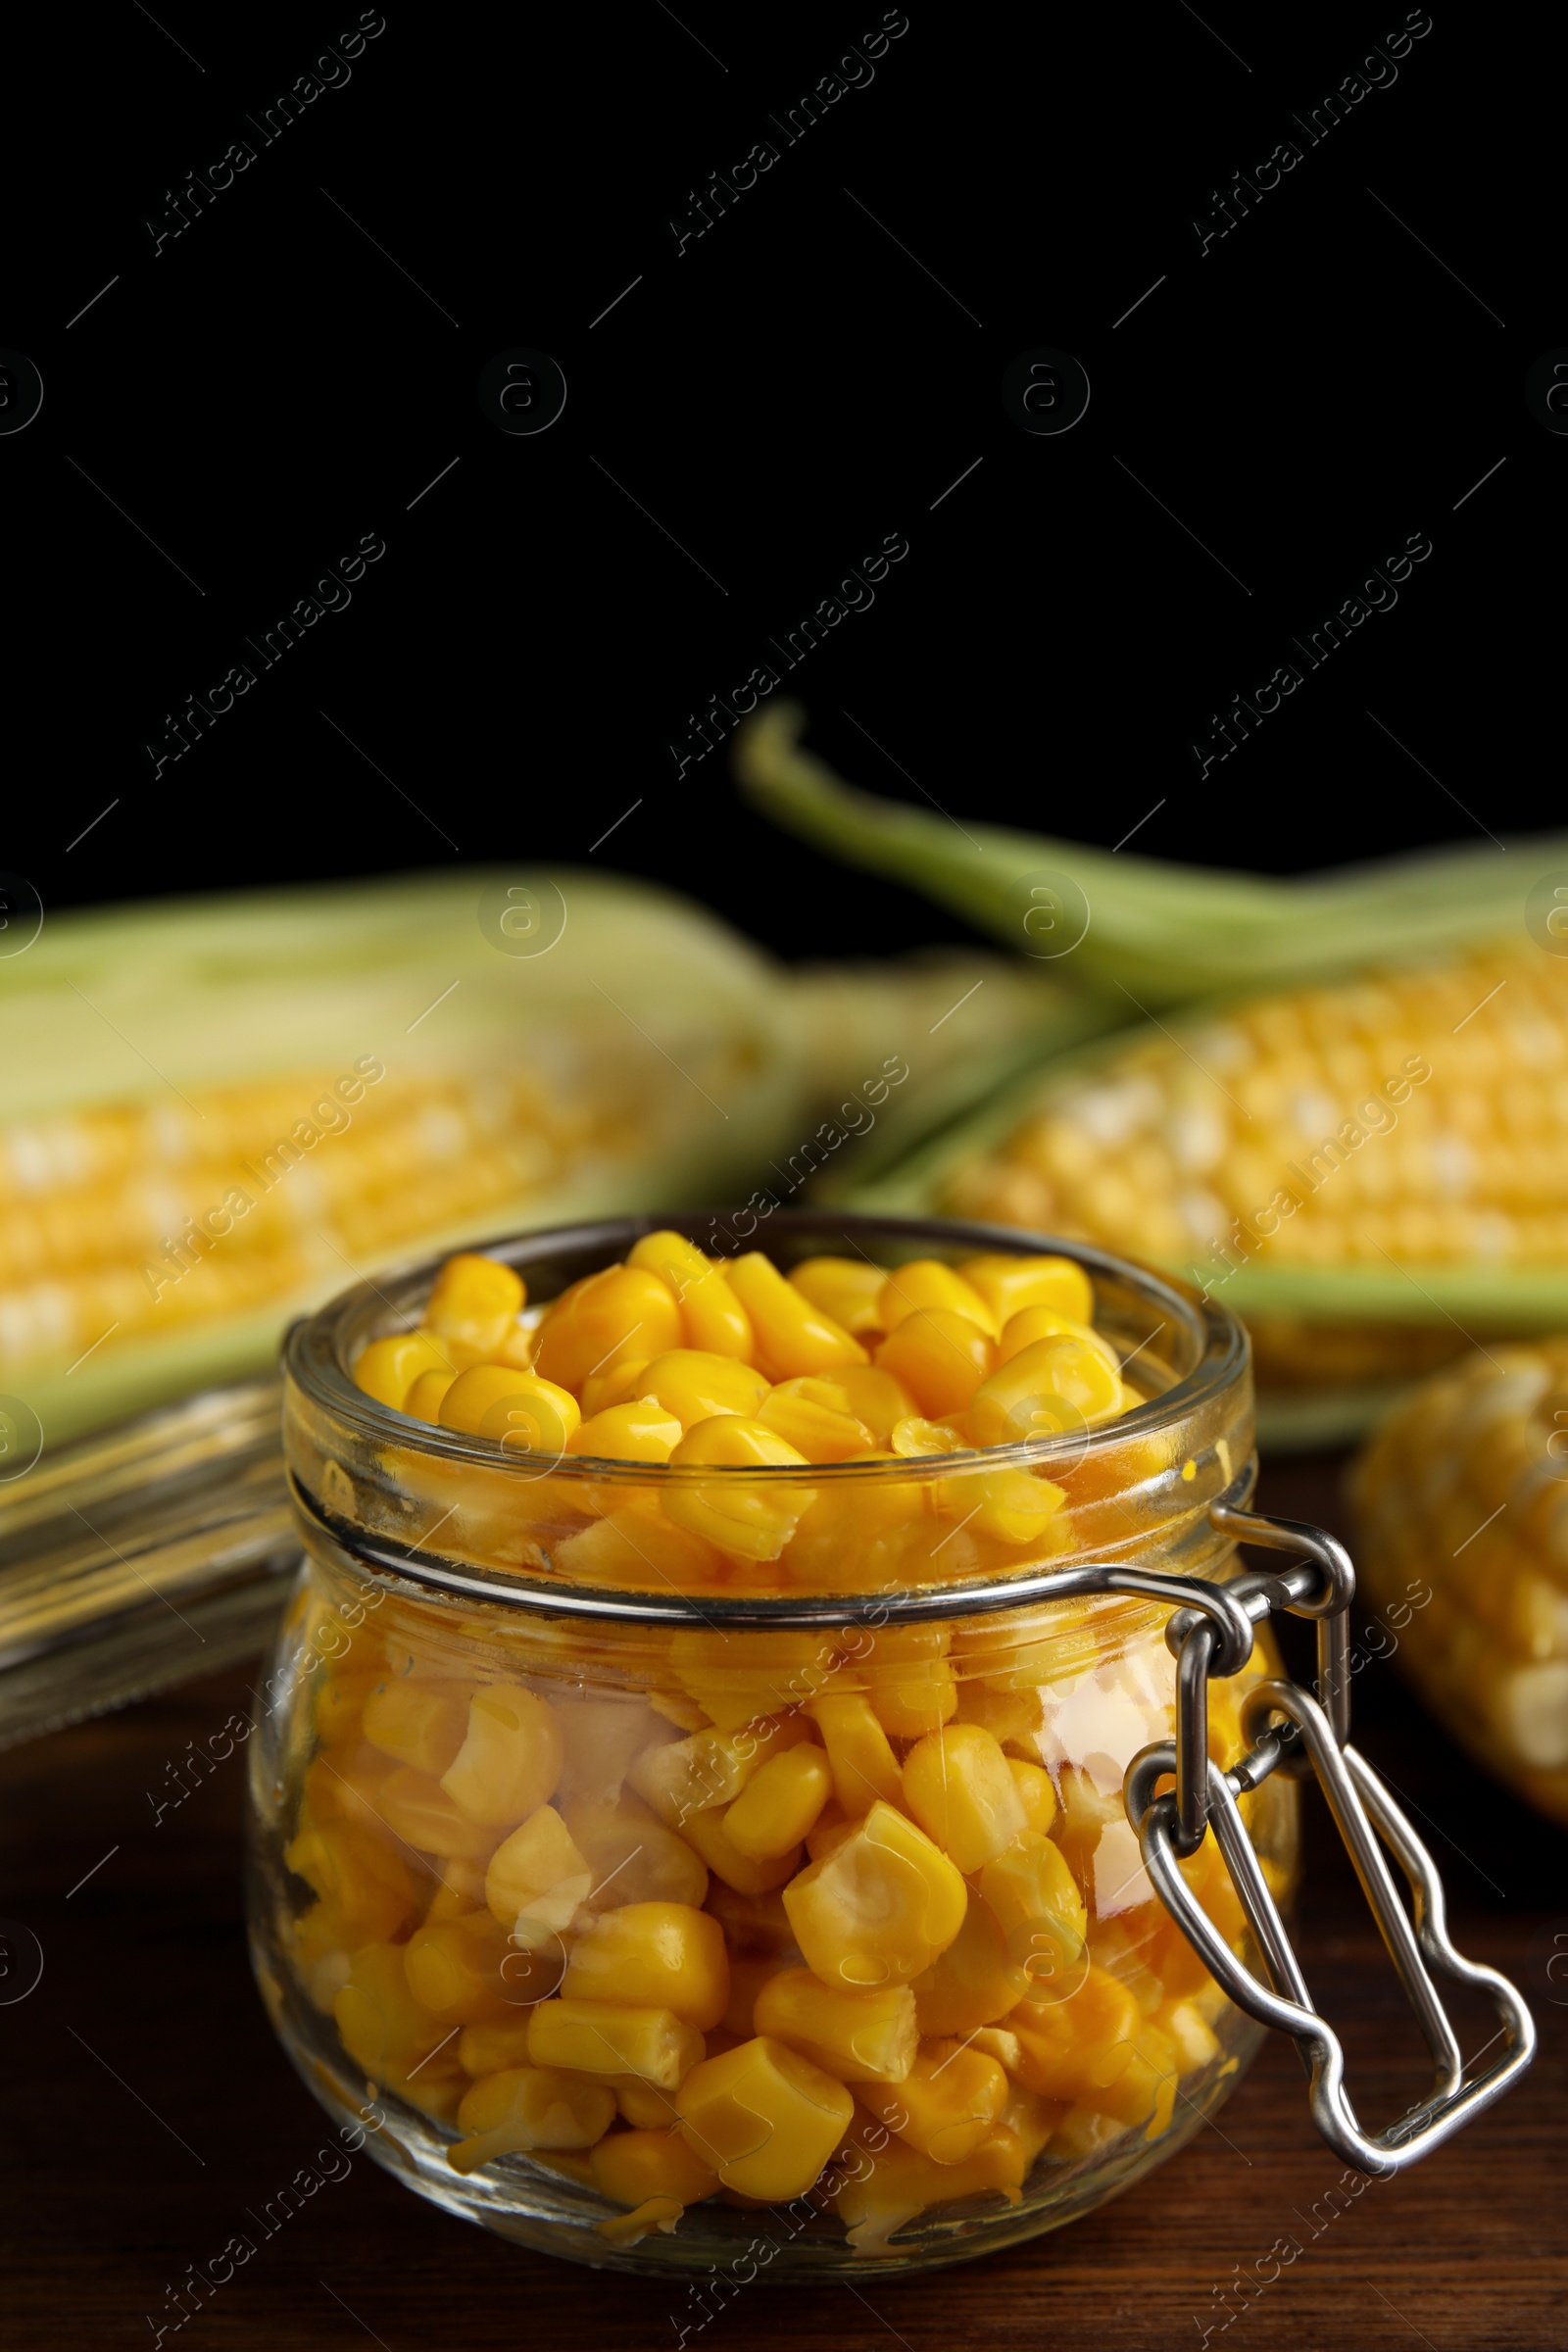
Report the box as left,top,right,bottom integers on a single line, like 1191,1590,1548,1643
555,1698,669,1806
662,1416,815,1561
491,1320,538,1371
563,1902,728,2031
422,1854,486,1925
533,1265,684,1394
675,2036,854,2201
875,1311,994,1420
863,2039,1008,2164
724,1251,868,1377
754,1967,916,2084
561,1797,709,1910
614,2074,681,2128
353,1331,454,1411
960,1253,1093,1327
1008,1758,1058,1836
565,1400,683,1461
628,1728,760,1826
405,1367,458,1421
375,1766,497,1861
677,1803,801,1895
635,1349,771,1427
724,1743,832,1859
528,1998,705,2091
721,1952,790,2037
1158,1997,1221,2074
552,1503,725,1593
578,1355,653,1417
910,1891,1026,2036
485,1804,592,1939
312,1665,380,1748
890,1415,970,1458
787,1256,888,1338
437,1365,580,1453
953,1678,1046,1747
702,1881,794,1957
627,1230,754,1358
979,1832,1089,1990
335,1942,466,2092
441,1685,564,1826
967,1335,1121,1447
1008,1963,1174,2130
362,1677,470,1777
284,1819,414,1943
668,1626,836,1731
806,1807,856,1862
305,1740,400,1836
448,2064,617,2174
860,1626,959,1742
938,1464,1069,1546
457,2016,537,2074
902,1724,1027,1873
995,1304,1118,1373
877,1259,1000,1340
995,2074,1059,2150
806,1690,905,1812
833,2126,1024,2252
591,2127,719,2209
784,1801,967,1988
423,1252,525,1367
756,1378,875,1462
820,1364,918,1443
404,1909,517,2024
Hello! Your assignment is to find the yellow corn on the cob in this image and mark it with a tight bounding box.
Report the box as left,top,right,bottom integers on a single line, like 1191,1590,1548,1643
1352,1340,1568,1825
854,939,1568,1441
942,939,1568,1269
0,872,1070,1446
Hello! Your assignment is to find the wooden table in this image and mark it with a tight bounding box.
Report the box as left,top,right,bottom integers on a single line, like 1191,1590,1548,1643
4,1453,1563,2350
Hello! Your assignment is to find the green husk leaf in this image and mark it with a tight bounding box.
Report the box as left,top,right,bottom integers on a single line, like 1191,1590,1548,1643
737,703,1568,1003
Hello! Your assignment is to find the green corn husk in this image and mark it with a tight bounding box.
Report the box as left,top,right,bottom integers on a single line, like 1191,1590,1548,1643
0,868,1075,1447
737,710,1568,1449
736,703,1568,1000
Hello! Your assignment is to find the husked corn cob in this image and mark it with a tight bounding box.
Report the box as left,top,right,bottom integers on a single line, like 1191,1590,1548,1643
857,941,1568,1425
1352,1340,1568,1825
0,1055,713,1376
941,941,1568,1272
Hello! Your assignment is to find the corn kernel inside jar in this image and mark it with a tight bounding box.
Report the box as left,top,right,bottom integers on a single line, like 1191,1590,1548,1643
266,1225,1290,2272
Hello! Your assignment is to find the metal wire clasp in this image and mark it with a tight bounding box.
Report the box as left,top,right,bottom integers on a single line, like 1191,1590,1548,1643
1124,1498,1536,2175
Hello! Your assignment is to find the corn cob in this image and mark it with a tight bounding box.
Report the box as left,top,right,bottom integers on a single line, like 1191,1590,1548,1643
0,871,1071,1446
737,710,1568,1443
851,940,1568,1443
1352,1341,1568,1826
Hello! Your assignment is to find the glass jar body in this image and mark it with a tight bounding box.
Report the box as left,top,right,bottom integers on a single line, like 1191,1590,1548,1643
248,1213,1298,2277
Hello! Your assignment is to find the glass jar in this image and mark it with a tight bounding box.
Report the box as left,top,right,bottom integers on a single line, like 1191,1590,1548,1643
248,1211,1298,2277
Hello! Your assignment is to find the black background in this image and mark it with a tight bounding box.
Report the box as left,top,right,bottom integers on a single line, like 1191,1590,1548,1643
10,1,1555,960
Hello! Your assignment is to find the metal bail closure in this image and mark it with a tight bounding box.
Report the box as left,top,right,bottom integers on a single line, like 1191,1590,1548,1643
1128,1697,1536,2176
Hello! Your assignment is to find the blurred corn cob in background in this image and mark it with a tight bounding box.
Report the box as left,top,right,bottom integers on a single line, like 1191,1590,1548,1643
740,707,1568,1444
1352,1343,1568,1826
0,868,1076,1448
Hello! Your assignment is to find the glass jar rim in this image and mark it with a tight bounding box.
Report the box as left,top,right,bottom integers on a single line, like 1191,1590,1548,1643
282,1206,1248,1485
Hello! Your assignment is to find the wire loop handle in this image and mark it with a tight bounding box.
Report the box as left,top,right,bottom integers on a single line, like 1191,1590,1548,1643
1124,1499,1536,2175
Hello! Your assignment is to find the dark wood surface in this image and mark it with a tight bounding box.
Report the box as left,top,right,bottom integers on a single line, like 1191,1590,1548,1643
4,1452,1565,2350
